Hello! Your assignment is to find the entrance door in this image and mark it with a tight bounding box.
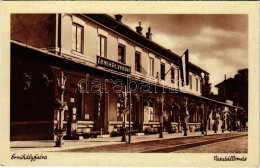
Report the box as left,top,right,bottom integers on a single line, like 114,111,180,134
94,91,105,132
64,89,83,138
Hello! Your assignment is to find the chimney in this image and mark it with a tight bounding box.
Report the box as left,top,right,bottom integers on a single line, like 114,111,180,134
115,14,122,22
146,27,152,40
136,22,143,35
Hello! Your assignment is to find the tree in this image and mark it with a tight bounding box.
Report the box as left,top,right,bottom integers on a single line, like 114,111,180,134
233,69,248,109
233,68,248,124
202,73,213,98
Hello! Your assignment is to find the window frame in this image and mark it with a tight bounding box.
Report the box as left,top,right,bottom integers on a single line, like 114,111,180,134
177,69,180,87
189,75,192,90
196,78,199,92
118,44,125,64
98,35,107,58
160,62,165,81
72,23,84,53
200,80,203,94
149,57,154,77
171,67,175,84
135,52,141,73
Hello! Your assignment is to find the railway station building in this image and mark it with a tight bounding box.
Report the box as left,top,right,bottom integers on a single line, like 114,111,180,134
10,14,244,141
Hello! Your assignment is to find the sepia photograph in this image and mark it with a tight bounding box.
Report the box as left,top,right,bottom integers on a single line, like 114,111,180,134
1,1,259,167
10,13,248,153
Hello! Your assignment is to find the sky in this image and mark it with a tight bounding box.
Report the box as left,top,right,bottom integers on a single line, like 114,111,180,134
119,14,248,94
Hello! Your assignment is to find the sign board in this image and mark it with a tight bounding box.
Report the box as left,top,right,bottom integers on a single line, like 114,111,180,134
85,114,89,120
97,56,131,74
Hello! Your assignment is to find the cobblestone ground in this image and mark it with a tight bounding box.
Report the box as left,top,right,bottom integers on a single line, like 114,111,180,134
174,136,247,153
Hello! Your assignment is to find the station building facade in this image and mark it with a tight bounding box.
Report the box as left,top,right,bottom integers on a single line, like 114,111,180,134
10,14,243,140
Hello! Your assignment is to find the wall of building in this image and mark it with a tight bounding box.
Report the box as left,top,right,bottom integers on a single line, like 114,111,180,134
184,72,201,95
11,43,56,140
10,14,217,140
59,14,202,96
11,14,56,49
11,13,203,96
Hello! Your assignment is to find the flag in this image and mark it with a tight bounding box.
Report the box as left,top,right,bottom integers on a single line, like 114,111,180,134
180,49,189,87
180,57,184,87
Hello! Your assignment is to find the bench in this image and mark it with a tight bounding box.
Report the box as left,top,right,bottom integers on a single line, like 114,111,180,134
110,129,140,137
82,131,104,138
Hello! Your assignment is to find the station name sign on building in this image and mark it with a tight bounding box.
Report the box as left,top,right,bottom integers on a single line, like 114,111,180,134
97,56,131,74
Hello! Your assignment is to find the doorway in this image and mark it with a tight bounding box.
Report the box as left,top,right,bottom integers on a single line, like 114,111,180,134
94,91,105,132
132,96,141,130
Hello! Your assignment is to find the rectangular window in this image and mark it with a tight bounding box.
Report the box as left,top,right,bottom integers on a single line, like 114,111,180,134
171,68,175,84
149,57,154,77
160,62,165,80
98,35,107,57
148,99,154,121
177,69,179,87
135,52,141,72
72,24,83,53
201,81,203,94
196,78,199,91
190,75,192,89
118,45,125,64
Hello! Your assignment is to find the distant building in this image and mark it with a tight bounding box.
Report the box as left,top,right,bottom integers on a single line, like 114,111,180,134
215,78,234,102
215,74,248,130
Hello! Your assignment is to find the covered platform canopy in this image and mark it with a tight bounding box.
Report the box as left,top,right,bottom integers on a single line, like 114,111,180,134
11,40,244,111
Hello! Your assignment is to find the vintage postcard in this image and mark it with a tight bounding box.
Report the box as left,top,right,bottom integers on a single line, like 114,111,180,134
1,1,259,167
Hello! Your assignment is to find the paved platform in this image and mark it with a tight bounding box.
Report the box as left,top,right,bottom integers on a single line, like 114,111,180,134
10,131,235,152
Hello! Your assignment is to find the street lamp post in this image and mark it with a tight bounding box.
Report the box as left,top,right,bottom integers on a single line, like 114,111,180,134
121,86,128,142
222,113,225,133
159,114,164,138
204,105,208,136
54,71,68,147
128,91,132,143
183,98,188,136
221,107,225,133
178,116,181,133
201,103,205,134
213,108,218,134
159,94,164,138
200,72,206,135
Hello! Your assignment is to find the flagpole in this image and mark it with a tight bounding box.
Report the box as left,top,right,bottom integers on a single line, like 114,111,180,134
180,49,188,57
